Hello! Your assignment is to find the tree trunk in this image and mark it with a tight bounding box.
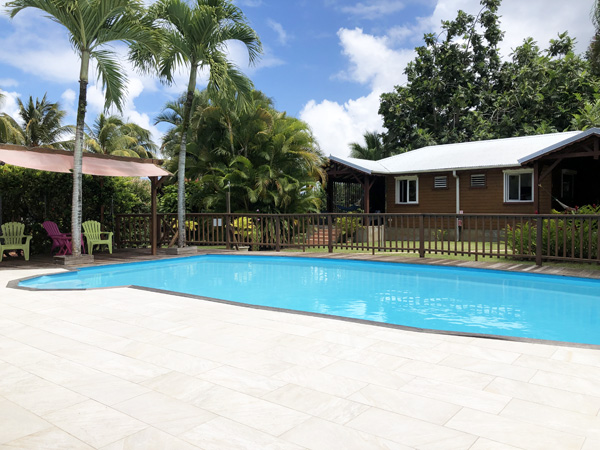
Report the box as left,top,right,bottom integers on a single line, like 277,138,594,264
177,65,198,248
71,51,90,257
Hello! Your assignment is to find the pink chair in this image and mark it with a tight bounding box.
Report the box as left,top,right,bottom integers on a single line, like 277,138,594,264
42,221,84,255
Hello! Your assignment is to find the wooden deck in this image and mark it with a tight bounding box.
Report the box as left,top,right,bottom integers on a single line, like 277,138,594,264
0,248,189,270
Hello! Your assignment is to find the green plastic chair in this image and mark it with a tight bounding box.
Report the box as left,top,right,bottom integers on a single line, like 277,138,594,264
82,220,113,255
0,222,32,262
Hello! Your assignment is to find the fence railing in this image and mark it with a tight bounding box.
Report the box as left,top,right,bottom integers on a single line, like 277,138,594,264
114,213,600,266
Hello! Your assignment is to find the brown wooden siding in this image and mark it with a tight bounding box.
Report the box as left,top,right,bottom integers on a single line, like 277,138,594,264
385,168,552,214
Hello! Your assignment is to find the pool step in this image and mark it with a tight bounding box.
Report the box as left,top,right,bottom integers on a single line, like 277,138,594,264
306,227,341,246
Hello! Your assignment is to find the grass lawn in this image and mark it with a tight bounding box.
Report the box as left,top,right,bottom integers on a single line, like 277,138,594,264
196,240,600,272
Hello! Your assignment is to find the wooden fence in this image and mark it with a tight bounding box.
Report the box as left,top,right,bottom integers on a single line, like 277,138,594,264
114,213,600,266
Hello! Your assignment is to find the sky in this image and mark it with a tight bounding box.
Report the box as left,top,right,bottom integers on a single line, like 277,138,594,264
0,0,596,159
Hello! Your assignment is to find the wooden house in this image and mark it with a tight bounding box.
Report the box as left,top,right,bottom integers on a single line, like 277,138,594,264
326,129,600,215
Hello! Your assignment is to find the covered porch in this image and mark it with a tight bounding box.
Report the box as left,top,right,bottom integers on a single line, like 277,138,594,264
526,133,600,212
325,159,385,214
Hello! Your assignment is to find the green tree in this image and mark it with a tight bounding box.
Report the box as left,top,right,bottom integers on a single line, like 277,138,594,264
349,131,390,160
379,0,600,152
7,0,156,257
589,0,600,76
380,0,503,151
86,113,157,158
571,98,600,130
154,90,205,160
145,0,261,248
17,94,72,148
0,92,24,144
182,90,324,213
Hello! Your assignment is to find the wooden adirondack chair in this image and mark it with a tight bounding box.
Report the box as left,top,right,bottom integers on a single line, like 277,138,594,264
82,220,113,255
0,222,32,262
42,220,72,255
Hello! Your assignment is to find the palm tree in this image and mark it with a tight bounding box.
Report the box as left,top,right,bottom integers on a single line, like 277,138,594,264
17,94,72,148
349,131,389,160
147,0,262,248
191,93,325,213
86,113,157,158
155,90,205,161
7,0,157,257
0,92,24,144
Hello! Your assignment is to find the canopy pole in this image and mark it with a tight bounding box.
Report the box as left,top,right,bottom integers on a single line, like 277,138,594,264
151,177,158,256
150,176,168,256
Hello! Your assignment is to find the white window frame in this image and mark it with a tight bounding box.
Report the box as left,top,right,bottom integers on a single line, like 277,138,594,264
395,176,419,204
503,169,534,203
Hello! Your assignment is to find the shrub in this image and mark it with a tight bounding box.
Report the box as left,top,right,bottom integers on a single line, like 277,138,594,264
505,205,600,259
335,214,363,242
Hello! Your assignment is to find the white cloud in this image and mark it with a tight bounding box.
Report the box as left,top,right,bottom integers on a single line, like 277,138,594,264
236,0,263,6
340,0,407,20
336,28,413,92
0,88,20,119
226,40,285,75
61,89,76,108
302,28,414,158
301,92,385,159
0,78,18,88
302,0,595,159
390,0,594,55
267,19,289,45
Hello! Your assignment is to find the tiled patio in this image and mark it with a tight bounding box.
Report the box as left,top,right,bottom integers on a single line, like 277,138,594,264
1,251,600,449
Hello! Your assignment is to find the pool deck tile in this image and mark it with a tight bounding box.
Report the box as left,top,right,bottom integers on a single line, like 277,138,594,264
2,252,600,449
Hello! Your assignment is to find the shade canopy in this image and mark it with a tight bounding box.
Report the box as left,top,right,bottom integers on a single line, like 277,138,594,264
0,144,170,177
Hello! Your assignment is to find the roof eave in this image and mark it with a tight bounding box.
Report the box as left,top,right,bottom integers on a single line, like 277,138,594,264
329,155,374,175
518,128,600,164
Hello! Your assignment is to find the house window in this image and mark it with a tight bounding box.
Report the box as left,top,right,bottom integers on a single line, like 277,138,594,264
395,176,418,204
504,170,533,202
434,176,447,189
470,174,486,188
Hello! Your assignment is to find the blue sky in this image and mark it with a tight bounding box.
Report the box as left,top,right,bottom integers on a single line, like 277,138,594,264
0,0,595,158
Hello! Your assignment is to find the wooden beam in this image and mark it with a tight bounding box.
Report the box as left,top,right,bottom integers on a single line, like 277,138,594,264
364,175,371,214
326,175,334,213
542,151,600,160
534,161,540,213
539,159,561,182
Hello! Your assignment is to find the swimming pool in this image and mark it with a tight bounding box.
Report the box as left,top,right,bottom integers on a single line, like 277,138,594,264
18,255,600,346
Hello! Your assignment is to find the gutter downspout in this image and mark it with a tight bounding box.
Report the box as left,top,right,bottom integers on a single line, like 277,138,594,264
452,170,460,241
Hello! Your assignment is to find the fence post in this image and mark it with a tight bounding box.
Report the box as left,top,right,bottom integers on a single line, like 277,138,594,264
535,216,543,266
225,214,231,250
419,215,425,258
327,214,333,253
274,218,281,252
115,215,121,249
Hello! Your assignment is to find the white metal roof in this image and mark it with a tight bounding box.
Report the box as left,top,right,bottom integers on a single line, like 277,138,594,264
330,129,600,175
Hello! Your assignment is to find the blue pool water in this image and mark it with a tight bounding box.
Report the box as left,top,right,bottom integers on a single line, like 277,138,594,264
19,255,600,345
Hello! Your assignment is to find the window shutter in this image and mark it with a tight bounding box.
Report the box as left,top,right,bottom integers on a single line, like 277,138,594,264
434,176,447,189
471,174,486,187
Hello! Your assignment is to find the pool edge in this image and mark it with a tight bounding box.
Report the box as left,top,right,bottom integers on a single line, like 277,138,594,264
6,252,600,350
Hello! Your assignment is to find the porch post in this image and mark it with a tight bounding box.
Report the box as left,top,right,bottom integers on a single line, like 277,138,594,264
326,175,334,213
534,161,540,214
364,175,371,214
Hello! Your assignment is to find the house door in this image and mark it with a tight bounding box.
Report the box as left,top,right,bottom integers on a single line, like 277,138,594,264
561,169,576,205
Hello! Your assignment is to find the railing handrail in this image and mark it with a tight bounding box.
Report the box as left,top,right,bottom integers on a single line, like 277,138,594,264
114,212,600,266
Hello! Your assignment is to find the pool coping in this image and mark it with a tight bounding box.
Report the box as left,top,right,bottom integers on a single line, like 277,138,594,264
7,251,600,351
